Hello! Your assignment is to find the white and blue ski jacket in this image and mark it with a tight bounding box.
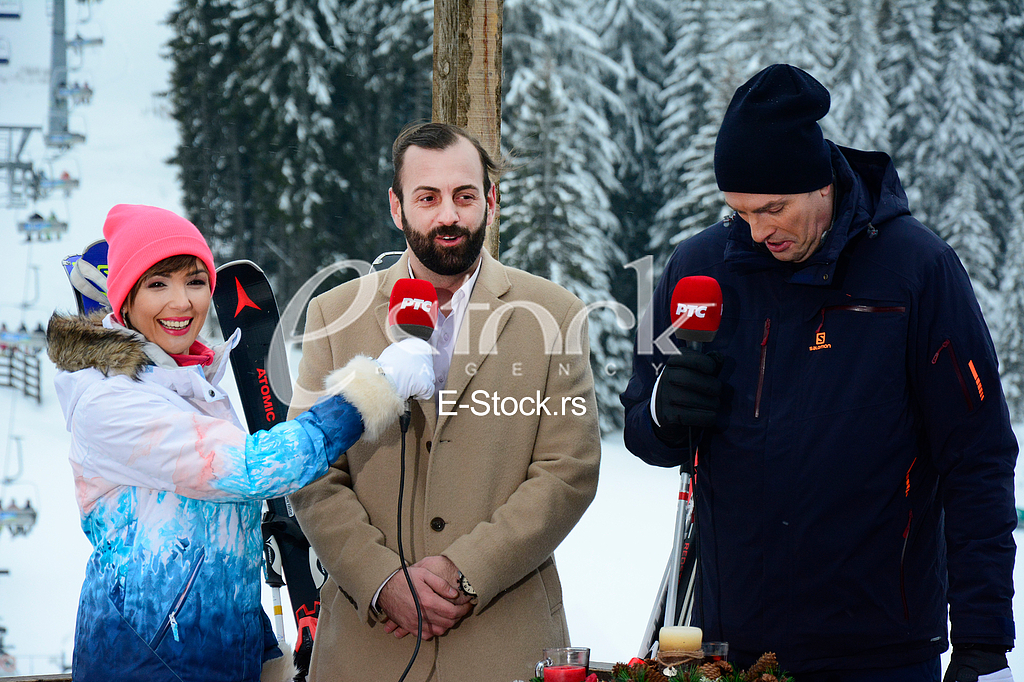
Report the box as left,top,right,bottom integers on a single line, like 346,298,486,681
48,312,405,682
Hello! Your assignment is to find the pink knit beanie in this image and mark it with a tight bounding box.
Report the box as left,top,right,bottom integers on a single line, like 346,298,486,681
103,204,216,324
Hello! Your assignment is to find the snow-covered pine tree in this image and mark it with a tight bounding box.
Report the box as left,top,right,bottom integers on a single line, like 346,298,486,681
925,0,1016,322
230,0,352,300
999,143,1024,419
589,0,670,273
331,0,432,263
878,0,943,217
502,0,632,432
167,0,246,261
995,7,1024,420
825,0,889,151
167,0,431,304
651,0,726,263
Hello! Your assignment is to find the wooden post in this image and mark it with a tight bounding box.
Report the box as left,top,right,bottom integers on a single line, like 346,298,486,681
433,0,503,259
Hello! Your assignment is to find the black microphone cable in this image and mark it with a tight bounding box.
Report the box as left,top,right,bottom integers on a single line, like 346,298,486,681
396,409,423,682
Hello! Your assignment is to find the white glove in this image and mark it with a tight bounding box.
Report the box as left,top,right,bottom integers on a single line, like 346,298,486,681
376,337,435,401
979,670,1014,682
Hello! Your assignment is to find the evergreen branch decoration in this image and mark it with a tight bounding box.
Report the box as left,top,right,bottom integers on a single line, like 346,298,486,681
607,653,794,682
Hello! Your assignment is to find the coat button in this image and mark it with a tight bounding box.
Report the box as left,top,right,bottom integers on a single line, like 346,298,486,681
430,517,446,532
426,441,432,452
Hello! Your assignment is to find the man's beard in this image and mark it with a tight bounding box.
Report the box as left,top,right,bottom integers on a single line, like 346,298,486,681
402,211,487,277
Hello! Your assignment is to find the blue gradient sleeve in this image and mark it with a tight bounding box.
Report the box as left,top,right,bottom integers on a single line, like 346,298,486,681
294,394,366,465
214,420,336,499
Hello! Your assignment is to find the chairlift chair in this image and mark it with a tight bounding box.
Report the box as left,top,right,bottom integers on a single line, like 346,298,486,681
0,0,20,20
67,32,103,52
17,211,69,241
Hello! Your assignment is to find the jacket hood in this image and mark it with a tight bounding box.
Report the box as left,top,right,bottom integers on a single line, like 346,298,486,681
47,311,237,381
724,142,913,285
47,310,151,380
49,311,239,432
831,143,912,234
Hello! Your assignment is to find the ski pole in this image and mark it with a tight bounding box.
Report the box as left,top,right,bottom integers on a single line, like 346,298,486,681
262,509,288,642
664,468,692,627
639,550,672,657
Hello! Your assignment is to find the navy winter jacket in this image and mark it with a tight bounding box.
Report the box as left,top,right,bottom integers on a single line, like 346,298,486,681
621,143,1017,674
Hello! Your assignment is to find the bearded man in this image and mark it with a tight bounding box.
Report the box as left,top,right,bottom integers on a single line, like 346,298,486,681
287,121,601,682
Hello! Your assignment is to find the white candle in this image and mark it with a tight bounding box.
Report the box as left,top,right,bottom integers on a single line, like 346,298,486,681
659,625,702,652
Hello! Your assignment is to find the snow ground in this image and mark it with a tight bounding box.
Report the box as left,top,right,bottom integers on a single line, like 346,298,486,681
0,0,1021,677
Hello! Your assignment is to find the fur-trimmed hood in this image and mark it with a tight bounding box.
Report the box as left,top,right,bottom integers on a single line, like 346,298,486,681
47,310,235,382
47,310,152,380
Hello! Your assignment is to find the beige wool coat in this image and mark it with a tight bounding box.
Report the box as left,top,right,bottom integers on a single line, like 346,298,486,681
287,250,602,682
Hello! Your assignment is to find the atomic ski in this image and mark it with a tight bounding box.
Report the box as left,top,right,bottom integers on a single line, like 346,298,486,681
212,260,326,681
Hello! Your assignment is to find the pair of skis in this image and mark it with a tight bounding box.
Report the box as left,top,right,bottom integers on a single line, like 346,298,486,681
212,260,327,678
62,245,323,679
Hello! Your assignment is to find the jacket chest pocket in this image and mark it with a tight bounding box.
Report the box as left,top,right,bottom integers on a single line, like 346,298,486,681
792,302,908,418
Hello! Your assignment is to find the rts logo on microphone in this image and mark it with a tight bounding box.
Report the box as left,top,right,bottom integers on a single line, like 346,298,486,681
675,303,710,319
399,297,434,314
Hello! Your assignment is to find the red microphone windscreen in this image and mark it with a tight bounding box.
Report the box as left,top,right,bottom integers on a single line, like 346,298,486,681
388,278,439,341
669,276,723,343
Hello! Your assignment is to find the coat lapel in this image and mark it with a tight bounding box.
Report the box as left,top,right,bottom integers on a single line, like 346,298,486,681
375,251,513,437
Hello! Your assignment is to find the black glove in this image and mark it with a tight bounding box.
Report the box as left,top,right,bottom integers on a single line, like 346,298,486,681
651,347,723,446
943,644,1010,682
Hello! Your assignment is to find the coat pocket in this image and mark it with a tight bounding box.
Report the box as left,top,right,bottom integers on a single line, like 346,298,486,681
930,339,975,411
149,547,206,649
536,556,564,616
899,509,913,622
795,302,908,418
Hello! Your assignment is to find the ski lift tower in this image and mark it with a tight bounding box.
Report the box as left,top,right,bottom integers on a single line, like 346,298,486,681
46,0,85,152
0,126,41,208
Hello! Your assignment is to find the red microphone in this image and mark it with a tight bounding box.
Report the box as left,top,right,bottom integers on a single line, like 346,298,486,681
388,278,439,341
669,276,723,350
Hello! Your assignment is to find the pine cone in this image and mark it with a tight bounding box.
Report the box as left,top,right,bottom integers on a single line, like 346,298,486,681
645,664,672,682
611,662,638,680
741,652,778,682
611,659,671,682
700,662,722,680
718,661,734,674
759,675,777,682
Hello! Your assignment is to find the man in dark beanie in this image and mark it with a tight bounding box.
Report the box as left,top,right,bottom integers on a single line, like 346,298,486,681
622,64,1016,682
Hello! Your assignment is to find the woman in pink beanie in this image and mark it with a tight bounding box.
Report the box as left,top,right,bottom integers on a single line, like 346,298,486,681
47,204,435,682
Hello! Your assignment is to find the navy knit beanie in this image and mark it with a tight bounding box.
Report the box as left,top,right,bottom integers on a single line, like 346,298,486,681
714,64,832,194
